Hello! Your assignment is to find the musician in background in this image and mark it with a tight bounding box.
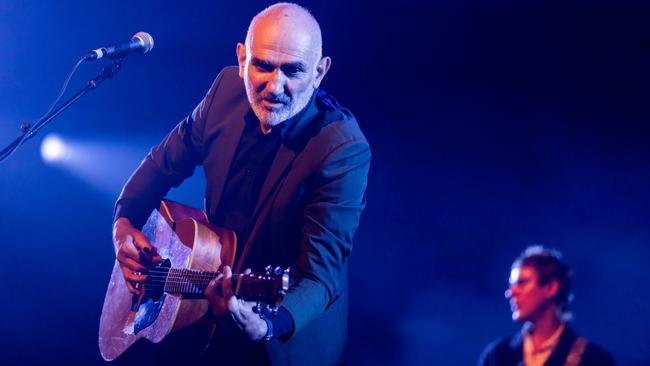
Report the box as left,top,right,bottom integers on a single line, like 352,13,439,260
111,2,370,365
478,246,615,366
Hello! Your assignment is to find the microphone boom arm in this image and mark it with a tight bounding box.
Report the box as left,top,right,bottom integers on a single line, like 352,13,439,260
0,59,124,164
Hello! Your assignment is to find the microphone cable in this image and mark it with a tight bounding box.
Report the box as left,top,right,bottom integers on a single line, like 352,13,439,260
0,57,84,163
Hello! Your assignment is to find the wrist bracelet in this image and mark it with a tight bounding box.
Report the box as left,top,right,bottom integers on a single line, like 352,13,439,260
259,314,273,342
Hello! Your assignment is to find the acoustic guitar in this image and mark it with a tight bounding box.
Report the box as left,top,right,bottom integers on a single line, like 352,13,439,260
98,200,289,361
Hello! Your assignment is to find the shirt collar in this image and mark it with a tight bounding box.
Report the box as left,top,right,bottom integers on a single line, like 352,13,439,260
523,322,566,354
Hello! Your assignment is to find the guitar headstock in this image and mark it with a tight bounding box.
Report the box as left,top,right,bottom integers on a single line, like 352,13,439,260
233,266,290,307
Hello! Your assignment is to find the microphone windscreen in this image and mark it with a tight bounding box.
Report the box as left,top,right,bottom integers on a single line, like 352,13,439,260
133,32,154,53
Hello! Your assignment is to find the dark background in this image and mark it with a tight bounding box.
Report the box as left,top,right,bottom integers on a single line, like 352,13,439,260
1,1,649,365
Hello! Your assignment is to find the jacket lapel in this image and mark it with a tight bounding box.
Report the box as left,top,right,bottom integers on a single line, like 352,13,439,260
508,332,525,366
252,144,296,219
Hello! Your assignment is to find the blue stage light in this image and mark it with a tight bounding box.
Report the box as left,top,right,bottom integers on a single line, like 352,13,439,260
41,134,68,162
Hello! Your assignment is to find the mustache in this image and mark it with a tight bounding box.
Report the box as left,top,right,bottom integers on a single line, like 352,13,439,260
258,92,290,104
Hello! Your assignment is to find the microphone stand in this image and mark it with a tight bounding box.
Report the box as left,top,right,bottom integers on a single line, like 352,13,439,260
0,59,124,163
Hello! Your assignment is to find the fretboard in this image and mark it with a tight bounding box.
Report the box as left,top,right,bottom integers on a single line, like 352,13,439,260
162,268,220,296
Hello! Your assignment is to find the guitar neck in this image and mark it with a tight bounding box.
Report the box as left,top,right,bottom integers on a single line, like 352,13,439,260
146,266,288,304
160,268,222,297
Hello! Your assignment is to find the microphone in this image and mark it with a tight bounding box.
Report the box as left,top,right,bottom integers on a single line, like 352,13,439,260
82,32,154,61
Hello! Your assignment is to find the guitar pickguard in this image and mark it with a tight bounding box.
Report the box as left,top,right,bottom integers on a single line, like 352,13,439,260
133,294,166,335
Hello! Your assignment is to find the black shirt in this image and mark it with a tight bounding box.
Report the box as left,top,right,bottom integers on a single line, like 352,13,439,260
211,108,286,253
211,94,316,339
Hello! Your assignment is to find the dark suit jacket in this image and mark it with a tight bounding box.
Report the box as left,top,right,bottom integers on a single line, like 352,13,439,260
115,66,371,365
478,326,615,366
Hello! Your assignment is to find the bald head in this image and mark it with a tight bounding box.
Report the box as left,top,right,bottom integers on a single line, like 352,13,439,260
245,3,323,61
236,3,331,128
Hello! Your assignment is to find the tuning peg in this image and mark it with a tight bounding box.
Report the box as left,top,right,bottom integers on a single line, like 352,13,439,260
274,266,283,275
253,302,262,314
265,265,273,275
282,267,291,291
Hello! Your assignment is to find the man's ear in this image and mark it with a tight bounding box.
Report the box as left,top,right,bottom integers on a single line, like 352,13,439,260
236,43,247,78
313,56,332,88
545,279,560,300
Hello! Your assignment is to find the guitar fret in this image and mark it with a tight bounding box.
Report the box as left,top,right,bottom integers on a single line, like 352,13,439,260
190,269,196,294
183,269,188,294
185,270,189,293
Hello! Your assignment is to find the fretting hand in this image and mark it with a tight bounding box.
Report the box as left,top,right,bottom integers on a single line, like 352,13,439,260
204,266,268,341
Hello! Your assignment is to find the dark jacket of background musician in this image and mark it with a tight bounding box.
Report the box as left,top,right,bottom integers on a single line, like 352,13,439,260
478,326,616,366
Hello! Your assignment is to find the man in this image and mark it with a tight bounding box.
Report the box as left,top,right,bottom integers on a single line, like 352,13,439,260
112,3,370,365
478,246,615,366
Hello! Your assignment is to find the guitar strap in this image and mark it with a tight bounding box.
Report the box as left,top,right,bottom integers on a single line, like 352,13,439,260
564,337,588,366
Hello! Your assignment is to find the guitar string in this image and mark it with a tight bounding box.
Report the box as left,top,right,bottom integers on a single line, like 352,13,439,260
139,282,270,289
141,274,272,283
136,284,273,292
141,274,273,281
146,273,277,280
143,267,283,275
140,277,273,284
139,270,275,282
143,267,283,274
128,270,276,291
131,268,278,284
138,281,274,293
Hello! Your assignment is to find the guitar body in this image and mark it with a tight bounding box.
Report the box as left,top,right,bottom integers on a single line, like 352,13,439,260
98,200,236,361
